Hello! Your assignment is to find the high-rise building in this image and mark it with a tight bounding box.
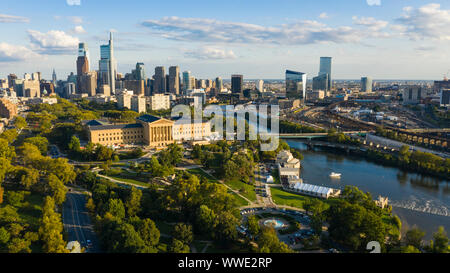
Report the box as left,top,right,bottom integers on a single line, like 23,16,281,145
215,77,223,93
319,57,332,90
168,66,180,95
23,79,41,97
0,98,18,119
153,66,166,94
433,79,450,93
182,71,192,93
256,80,264,92
80,72,98,96
361,77,373,92
147,94,170,111
440,89,450,107
402,85,422,104
313,74,328,92
99,33,116,94
133,62,146,81
77,42,90,93
131,95,146,113
52,69,57,87
231,74,243,95
285,70,307,100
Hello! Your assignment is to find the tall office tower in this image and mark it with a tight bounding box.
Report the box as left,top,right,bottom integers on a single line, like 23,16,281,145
7,74,17,88
168,66,180,95
99,32,116,94
215,77,223,92
313,73,329,91
319,57,332,90
24,73,31,80
231,74,243,95
133,62,146,81
197,79,206,89
31,72,40,82
80,71,97,96
256,79,264,91
361,77,373,92
182,71,191,92
124,80,145,96
190,77,196,89
433,79,450,93
77,42,90,93
285,70,307,100
440,89,450,107
153,66,166,93
402,85,422,104
52,69,57,87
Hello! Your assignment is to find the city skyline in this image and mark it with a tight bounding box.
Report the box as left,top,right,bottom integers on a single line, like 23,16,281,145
1,0,450,80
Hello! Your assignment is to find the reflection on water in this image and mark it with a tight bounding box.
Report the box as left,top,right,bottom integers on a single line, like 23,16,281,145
285,139,450,239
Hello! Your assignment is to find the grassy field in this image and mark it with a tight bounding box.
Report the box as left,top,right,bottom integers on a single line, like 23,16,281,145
188,168,250,206
224,178,256,202
271,187,337,210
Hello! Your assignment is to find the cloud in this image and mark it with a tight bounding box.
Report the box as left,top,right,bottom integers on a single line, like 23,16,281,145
67,0,81,5
27,30,79,55
0,42,39,62
184,47,237,60
319,13,328,19
0,14,29,23
415,45,436,51
396,3,450,41
352,16,388,31
69,16,83,24
367,0,381,6
73,25,86,34
141,16,388,45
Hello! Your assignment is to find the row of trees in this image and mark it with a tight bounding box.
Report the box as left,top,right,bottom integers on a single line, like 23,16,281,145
0,118,74,253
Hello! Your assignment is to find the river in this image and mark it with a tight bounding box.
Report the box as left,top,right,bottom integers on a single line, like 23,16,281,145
284,140,450,240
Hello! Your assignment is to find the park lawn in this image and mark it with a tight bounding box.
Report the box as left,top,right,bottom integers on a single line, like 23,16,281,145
104,174,149,187
188,168,250,206
271,187,336,210
224,178,256,202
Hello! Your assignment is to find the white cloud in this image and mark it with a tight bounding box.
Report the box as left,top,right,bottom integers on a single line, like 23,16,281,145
184,47,237,60
142,16,388,45
352,16,388,31
67,0,81,5
0,14,29,23
396,3,450,41
27,30,79,55
0,42,39,62
367,0,381,6
73,25,86,34
319,13,329,19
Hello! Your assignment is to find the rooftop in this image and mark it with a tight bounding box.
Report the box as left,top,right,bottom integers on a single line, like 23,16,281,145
89,123,143,131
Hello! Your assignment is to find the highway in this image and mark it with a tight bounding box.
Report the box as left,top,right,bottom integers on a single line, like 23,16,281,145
62,190,101,253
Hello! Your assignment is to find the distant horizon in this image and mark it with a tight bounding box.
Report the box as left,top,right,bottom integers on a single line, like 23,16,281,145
1,0,450,80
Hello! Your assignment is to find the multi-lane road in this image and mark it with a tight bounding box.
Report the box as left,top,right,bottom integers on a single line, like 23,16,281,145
62,189,100,253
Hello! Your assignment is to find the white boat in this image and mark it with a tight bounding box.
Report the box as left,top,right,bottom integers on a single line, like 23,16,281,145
329,172,342,178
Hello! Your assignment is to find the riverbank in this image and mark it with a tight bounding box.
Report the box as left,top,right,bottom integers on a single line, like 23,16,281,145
285,139,450,240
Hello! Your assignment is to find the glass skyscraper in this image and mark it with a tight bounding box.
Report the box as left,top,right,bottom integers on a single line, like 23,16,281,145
361,77,373,92
285,70,307,100
99,32,116,94
319,57,332,90
182,71,192,93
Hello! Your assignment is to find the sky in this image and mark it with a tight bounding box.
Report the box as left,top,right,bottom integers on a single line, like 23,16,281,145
1,0,450,80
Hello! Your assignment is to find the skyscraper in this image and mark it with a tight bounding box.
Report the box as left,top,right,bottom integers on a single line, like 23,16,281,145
182,71,192,92
168,66,180,95
133,62,146,81
285,70,307,100
231,74,243,95
99,32,116,94
256,79,264,91
361,77,373,92
76,42,90,93
319,57,332,90
215,77,223,92
52,69,57,87
153,66,166,94
313,73,328,91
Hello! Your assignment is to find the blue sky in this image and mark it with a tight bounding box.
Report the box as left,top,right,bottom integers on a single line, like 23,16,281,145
1,0,450,80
